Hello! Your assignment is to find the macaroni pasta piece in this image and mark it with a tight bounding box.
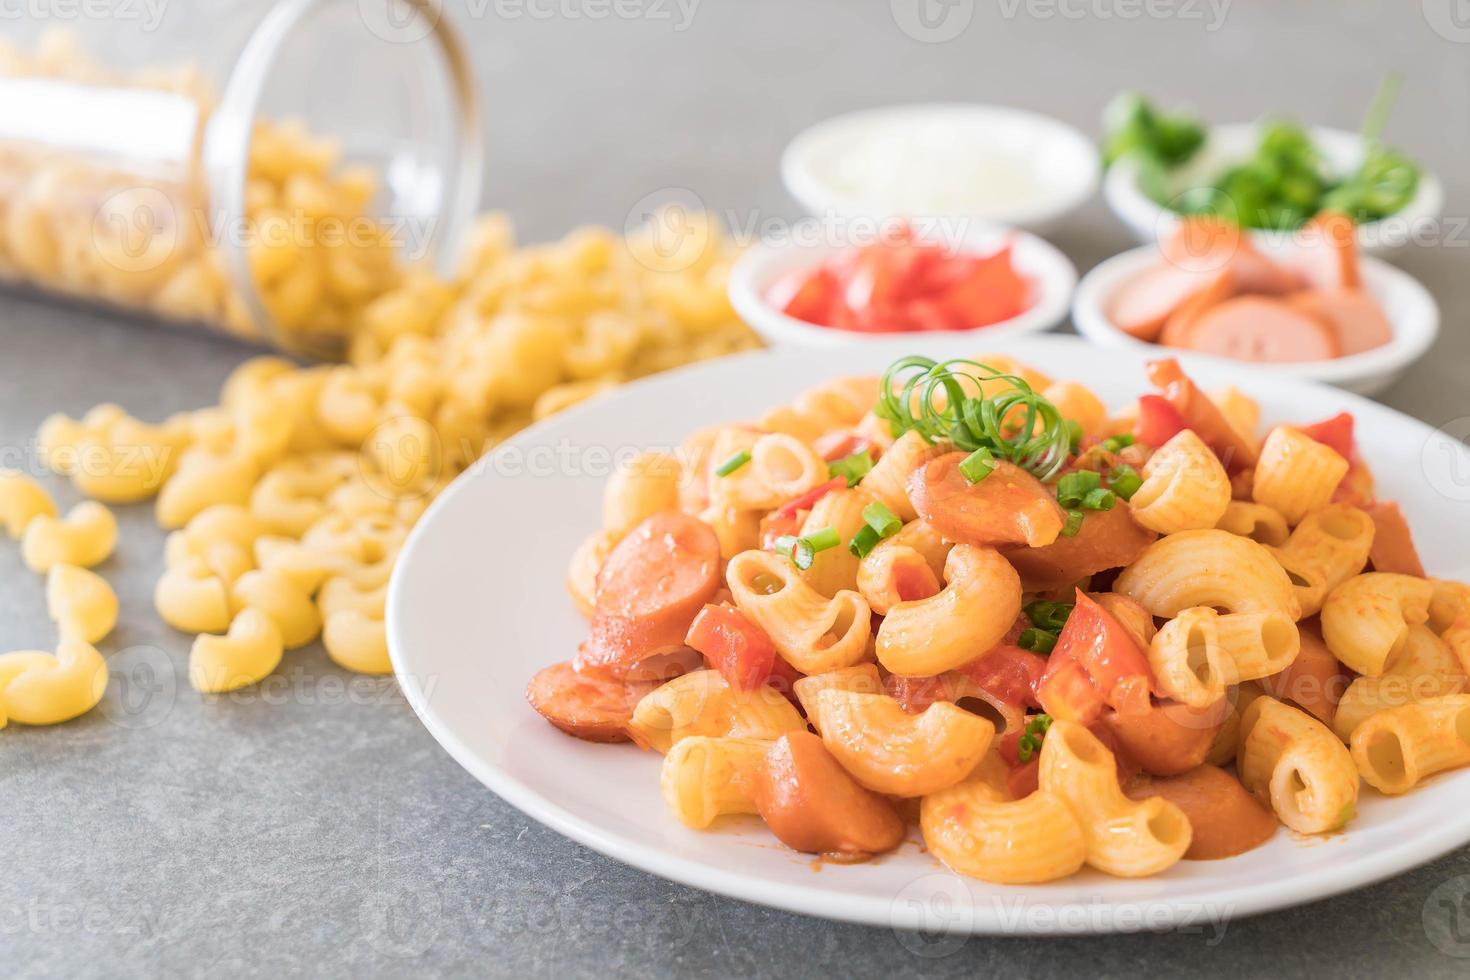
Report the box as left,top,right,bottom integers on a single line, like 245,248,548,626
230,569,322,649
0,635,108,729
1215,501,1289,547
154,558,234,634
876,545,1021,677
1237,696,1358,834
322,609,392,675
602,452,682,539
1128,429,1231,535
1321,572,1434,677
1269,504,1375,619
726,550,872,675
45,564,118,644
854,518,949,616
1115,529,1300,620
21,501,117,572
858,430,942,524
0,468,58,537
155,448,259,530
1252,426,1350,525
796,488,871,598
566,530,619,619
791,664,885,734
1148,608,1230,707
189,609,285,694
659,735,769,828
1350,695,1470,795
920,757,1088,884
1332,624,1465,741
812,689,995,797
1040,722,1191,877
626,670,806,754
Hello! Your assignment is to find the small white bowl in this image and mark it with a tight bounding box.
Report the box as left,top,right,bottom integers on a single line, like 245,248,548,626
728,224,1077,348
1104,123,1444,258
1072,244,1439,396
781,103,1100,234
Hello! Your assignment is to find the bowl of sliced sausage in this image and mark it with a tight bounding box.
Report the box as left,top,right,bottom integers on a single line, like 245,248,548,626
1071,215,1439,396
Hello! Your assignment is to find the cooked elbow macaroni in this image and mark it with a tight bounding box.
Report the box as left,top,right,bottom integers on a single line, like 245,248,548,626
1321,572,1434,677
1116,529,1300,620
0,635,108,728
1350,695,1470,795
812,689,995,797
1252,426,1350,525
1128,429,1231,534
1237,696,1358,834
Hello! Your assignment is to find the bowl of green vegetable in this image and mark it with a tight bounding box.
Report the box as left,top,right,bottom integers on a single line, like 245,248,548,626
1101,92,1442,257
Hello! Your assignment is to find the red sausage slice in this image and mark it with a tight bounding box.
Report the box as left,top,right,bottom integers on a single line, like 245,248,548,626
576,511,722,679
1287,211,1361,293
1285,290,1393,357
1108,264,1215,341
1181,297,1339,363
1158,269,1235,348
525,661,657,743
908,453,1065,549
750,732,906,858
1001,504,1157,592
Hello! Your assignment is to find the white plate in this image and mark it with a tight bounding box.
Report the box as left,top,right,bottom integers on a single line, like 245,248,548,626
727,222,1076,347
1071,245,1440,397
1104,124,1445,258
388,336,1470,936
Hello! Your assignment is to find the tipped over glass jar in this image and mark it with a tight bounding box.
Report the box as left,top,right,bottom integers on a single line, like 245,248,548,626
0,1,482,359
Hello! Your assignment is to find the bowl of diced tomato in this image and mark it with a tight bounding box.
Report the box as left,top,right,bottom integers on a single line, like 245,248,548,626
727,221,1076,346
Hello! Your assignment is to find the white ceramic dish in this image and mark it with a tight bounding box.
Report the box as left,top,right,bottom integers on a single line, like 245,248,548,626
389,336,1470,936
1071,245,1439,397
1104,124,1444,258
782,104,1100,234
727,223,1076,347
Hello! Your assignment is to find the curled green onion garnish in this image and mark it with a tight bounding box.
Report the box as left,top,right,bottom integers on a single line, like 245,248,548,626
829,450,873,487
1060,509,1085,537
715,450,751,477
874,356,1073,483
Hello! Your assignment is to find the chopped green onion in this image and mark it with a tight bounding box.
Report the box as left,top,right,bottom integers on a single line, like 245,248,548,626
1082,487,1117,511
1017,628,1058,654
1102,433,1136,454
715,450,751,477
828,450,873,488
848,525,881,558
1056,469,1101,508
862,501,902,538
1024,600,1074,633
959,446,996,484
1065,418,1083,453
802,527,840,552
1017,734,1039,763
772,535,798,558
1060,509,1085,537
1109,464,1144,501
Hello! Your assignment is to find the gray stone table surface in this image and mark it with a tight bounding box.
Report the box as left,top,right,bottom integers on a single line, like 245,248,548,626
5,1,1470,976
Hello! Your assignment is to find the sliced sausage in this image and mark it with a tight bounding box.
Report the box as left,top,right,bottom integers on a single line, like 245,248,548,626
1107,264,1215,341
1367,500,1425,577
908,453,1065,549
750,732,906,857
576,511,722,678
1285,289,1393,357
1159,269,1235,348
1001,500,1157,592
1257,619,1350,725
1182,296,1339,363
525,661,657,743
1287,211,1361,293
1100,699,1225,776
1126,765,1277,860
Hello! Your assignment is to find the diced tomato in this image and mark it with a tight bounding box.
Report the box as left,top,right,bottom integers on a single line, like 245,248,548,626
1035,653,1106,724
1146,359,1259,470
941,246,1030,328
1367,501,1426,577
1133,394,1187,448
1049,590,1155,716
1299,412,1355,459
772,477,846,520
685,604,777,691
957,643,1047,711
768,266,840,326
